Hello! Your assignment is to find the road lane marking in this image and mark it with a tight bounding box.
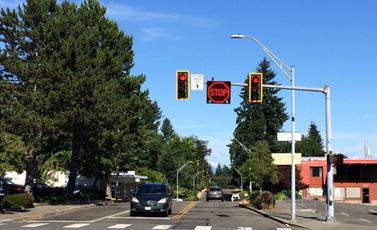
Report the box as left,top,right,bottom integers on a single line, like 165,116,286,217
90,210,130,222
359,218,371,223
27,220,90,223
152,225,172,229
194,226,212,230
108,224,132,229
369,209,377,213
277,228,292,230
22,223,50,228
341,212,350,216
173,201,197,219
237,227,253,230
63,223,90,228
109,216,171,220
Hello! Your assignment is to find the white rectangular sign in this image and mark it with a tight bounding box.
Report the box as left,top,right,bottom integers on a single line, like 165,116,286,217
191,74,204,91
277,132,302,141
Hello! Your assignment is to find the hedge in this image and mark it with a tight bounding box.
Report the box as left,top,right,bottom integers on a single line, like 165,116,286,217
1,193,34,210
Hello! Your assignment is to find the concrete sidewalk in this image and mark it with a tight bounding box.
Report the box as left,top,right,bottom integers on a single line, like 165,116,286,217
0,202,102,223
241,200,376,230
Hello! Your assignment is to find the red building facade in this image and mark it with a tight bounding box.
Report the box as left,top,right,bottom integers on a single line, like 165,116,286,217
299,157,377,204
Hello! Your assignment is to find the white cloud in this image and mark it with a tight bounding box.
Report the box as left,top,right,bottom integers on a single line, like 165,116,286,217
105,2,218,28
141,27,181,41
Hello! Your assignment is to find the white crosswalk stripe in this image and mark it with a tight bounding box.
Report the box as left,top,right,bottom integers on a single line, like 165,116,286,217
237,227,253,230
22,223,50,228
0,222,293,229
63,223,90,228
152,225,172,229
107,224,132,229
194,226,212,230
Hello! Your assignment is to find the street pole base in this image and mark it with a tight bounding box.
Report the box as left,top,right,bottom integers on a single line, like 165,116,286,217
326,216,336,222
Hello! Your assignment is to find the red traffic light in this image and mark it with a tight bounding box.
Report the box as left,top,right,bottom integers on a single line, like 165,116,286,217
248,73,263,103
252,76,260,84
176,70,190,100
179,74,186,81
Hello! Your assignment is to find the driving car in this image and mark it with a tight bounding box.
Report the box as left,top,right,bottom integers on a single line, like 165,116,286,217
206,186,224,202
130,182,172,216
0,177,25,198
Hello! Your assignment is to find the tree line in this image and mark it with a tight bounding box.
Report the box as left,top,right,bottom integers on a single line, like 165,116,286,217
0,0,211,195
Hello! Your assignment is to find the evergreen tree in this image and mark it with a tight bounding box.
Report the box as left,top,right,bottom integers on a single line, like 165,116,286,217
215,163,222,176
0,132,28,176
161,118,176,141
301,121,325,157
229,59,288,168
0,0,60,186
0,0,162,193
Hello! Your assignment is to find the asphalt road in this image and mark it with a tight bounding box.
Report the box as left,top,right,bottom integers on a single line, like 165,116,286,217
0,194,293,230
301,199,377,226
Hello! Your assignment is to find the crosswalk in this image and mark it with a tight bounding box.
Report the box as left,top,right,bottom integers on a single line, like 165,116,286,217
0,222,293,229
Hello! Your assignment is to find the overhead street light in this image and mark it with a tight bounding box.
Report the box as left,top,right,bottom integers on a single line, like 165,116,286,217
230,34,297,221
176,161,194,200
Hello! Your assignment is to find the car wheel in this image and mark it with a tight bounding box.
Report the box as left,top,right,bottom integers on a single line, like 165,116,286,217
130,211,135,216
206,199,209,202
168,207,172,215
221,199,224,202
163,209,169,217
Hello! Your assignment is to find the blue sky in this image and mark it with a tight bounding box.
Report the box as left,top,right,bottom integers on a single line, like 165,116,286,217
2,0,377,166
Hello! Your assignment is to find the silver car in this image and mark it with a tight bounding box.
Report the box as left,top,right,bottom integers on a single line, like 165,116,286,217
206,186,224,202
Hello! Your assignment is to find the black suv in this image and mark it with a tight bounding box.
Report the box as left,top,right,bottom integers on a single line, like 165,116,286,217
130,183,172,216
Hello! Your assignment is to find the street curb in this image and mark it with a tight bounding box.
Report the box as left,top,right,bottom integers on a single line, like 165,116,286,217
1,203,96,223
239,204,311,229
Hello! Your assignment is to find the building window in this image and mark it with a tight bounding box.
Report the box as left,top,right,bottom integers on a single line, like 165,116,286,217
311,167,322,177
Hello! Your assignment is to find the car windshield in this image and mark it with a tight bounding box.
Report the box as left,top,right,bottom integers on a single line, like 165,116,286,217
209,187,221,191
3,178,14,184
137,185,166,194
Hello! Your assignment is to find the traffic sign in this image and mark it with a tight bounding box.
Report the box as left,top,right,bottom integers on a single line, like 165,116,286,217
277,132,302,141
207,81,231,104
191,74,204,91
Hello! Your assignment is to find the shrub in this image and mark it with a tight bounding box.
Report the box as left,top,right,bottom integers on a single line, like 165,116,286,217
256,191,275,209
239,191,250,200
274,192,288,200
38,195,69,205
1,193,34,209
249,191,275,210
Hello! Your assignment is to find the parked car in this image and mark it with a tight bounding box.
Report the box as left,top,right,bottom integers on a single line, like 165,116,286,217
0,177,25,198
206,186,224,202
31,182,65,197
130,182,172,216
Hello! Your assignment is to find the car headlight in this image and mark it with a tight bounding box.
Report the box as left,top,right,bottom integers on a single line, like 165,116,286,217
158,198,167,204
131,197,139,203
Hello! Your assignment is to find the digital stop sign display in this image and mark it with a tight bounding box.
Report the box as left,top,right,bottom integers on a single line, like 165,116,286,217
206,81,231,104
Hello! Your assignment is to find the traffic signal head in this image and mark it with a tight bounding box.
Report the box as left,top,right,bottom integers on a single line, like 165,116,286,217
176,70,190,100
248,73,263,103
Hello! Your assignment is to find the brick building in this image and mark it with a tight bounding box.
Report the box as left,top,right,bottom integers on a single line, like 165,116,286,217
300,157,377,204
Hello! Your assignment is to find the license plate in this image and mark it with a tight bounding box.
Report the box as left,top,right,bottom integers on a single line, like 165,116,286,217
145,206,151,210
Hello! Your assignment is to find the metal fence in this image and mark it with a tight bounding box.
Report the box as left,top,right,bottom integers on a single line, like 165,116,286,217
298,197,327,217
